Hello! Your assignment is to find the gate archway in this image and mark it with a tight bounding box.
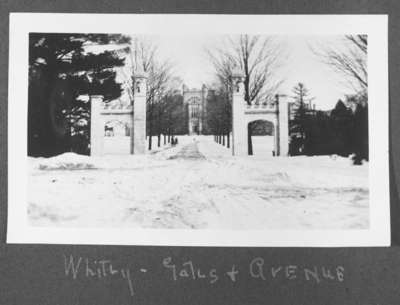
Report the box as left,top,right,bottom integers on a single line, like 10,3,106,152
104,119,130,137
231,68,289,156
90,69,147,156
102,118,132,154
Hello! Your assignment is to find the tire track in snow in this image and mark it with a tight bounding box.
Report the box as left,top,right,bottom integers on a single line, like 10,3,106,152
125,141,210,228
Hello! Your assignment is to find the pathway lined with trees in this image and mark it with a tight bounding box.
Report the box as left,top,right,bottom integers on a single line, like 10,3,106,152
168,140,205,160
28,33,369,164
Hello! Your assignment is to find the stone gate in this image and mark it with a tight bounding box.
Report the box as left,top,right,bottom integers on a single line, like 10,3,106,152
90,70,147,156
231,69,289,156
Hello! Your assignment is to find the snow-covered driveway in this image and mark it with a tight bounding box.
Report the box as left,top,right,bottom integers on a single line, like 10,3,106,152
28,136,369,229
168,140,205,160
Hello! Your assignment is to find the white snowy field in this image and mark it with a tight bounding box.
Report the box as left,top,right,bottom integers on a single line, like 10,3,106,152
27,135,369,230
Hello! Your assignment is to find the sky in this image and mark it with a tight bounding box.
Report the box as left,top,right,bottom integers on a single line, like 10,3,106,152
149,35,356,110
92,35,359,110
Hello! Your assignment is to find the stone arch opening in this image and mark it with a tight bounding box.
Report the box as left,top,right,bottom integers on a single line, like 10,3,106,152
247,119,276,156
93,113,131,155
104,119,130,137
102,118,132,155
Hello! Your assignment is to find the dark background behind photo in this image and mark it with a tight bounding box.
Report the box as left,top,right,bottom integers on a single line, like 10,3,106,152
0,1,400,304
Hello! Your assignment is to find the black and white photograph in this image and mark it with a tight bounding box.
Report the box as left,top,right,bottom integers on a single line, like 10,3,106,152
7,14,389,246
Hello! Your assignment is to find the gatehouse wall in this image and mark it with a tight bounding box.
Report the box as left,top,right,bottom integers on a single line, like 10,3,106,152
90,70,147,156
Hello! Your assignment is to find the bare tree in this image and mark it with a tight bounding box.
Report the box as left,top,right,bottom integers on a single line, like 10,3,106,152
314,35,367,97
208,35,283,105
207,34,284,154
146,60,175,149
119,36,176,150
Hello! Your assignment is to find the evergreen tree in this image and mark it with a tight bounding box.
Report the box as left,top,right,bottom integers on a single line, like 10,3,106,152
289,82,314,154
306,110,334,155
330,99,354,156
28,33,128,156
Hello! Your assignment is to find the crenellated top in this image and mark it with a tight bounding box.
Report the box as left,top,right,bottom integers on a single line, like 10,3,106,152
100,103,133,114
244,101,277,113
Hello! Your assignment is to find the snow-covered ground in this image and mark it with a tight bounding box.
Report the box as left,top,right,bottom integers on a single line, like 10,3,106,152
28,135,369,230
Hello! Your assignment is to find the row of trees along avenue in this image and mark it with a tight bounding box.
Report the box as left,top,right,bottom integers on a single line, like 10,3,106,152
120,37,187,150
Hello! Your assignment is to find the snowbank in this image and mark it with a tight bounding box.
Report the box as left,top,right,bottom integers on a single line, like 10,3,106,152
30,135,192,171
32,153,96,170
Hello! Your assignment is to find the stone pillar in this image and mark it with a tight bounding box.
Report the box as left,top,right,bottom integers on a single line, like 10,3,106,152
132,70,147,154
231,68,247,156
90,95,104,156
277,95,289,156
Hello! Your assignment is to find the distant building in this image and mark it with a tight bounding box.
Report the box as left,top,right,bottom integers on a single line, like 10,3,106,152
183,84,208,135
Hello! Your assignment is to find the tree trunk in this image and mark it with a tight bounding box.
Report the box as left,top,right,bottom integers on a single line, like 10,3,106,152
148,104,153,150
157,134,161,147
164,134,166,145
248,126,253,155
222,134,225,146
168,130,171,143
227,132,230,148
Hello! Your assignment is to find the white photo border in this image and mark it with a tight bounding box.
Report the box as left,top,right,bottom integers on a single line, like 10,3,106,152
7,13,390,246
